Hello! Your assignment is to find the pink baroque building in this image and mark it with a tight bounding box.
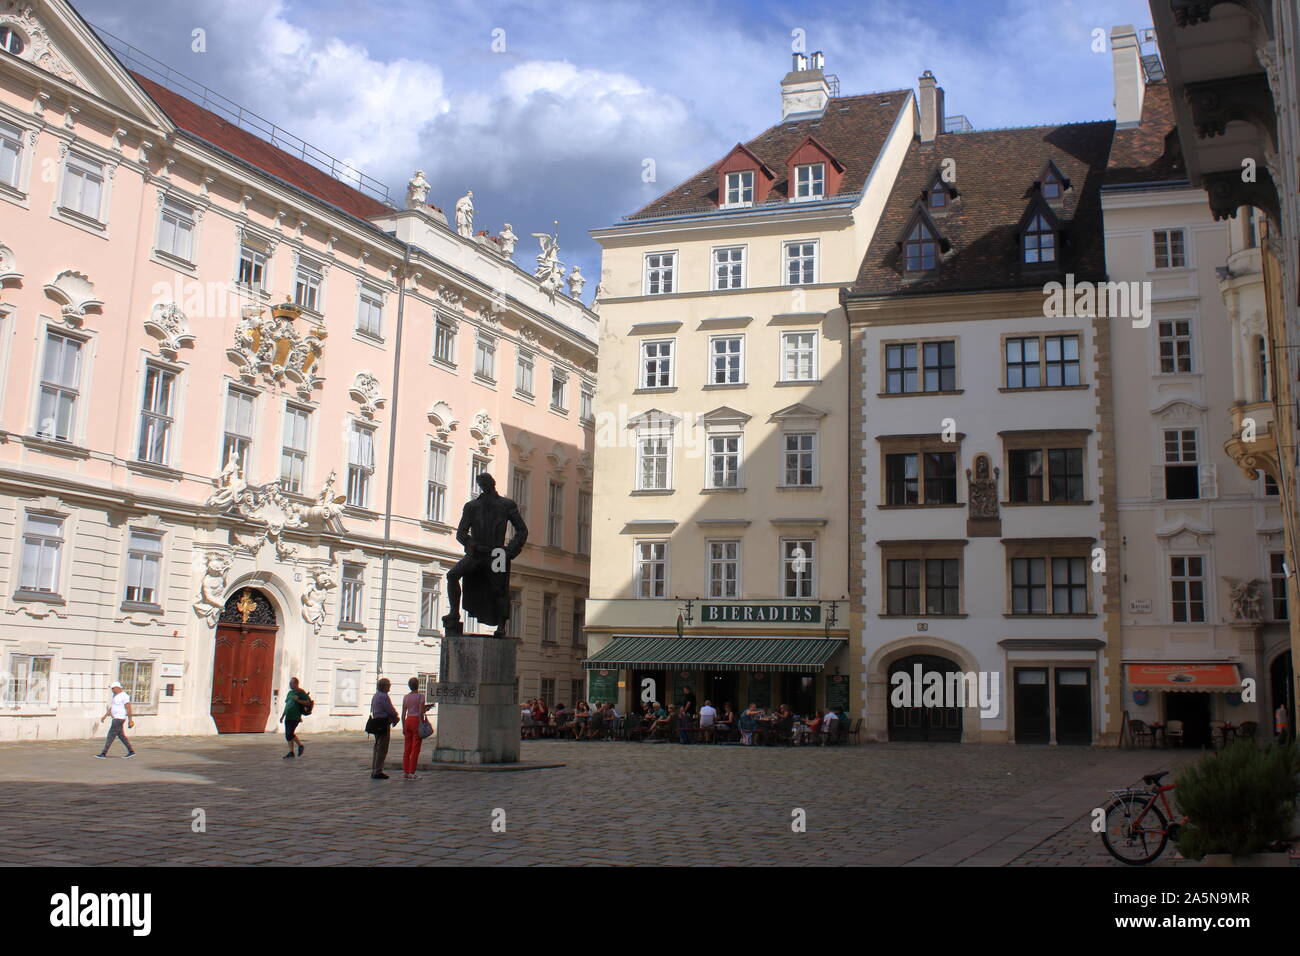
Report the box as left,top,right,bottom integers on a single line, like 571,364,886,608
0,0,597,739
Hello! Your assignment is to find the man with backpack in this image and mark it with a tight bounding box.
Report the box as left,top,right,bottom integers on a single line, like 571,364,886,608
279,676,312,759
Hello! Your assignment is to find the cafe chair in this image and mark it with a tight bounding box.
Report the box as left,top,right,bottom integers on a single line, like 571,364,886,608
1127,719,1154,748
847,719,863,745
1164,719,1184,747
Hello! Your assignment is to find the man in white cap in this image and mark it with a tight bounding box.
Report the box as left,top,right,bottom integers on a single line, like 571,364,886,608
96,680,136,758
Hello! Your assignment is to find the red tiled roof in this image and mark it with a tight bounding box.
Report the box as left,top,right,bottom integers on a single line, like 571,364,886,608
1105,82,1186,186
851,121,1115,295
629,89,912,218
133,72,392,221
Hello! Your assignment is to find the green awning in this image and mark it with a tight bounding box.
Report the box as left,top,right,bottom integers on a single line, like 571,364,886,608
584,636,846,673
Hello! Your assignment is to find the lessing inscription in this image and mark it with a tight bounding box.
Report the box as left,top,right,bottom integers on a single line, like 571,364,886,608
430,682,478,701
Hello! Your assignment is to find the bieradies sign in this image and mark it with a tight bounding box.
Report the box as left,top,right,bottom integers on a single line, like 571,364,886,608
699,604,821,624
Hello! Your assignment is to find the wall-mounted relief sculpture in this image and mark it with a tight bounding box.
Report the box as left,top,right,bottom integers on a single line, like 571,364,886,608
428,400,458,441
1225,577,1264,622
193,550,233,625
228,301,327,399
205,456,346,562
469,411,497,455
349,372,385,419
966,452,1001,537
0,243,21,286
301,566,337,635
144,302,195,358
43,270,103,327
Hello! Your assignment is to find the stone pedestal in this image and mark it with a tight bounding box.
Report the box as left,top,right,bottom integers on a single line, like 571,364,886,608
429,634,520,765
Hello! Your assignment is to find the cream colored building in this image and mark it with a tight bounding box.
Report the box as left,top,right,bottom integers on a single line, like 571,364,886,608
1105,25,1289,745
0,0,596,740
583,56,915,716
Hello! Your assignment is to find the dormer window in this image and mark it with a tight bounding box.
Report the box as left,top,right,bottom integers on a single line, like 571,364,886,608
725,171,754,207
1023,212,1056,265
794,163,825,201
928,181,948,209
1036,161,1069,202
904,220,939,273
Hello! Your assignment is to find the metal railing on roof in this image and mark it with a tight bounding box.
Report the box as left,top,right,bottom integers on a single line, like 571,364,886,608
93,23,394,206
825,74,841,98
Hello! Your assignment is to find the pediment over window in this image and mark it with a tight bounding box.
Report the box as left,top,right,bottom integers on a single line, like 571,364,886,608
1155,519,1214,549
0,1,174,128
627,408,680,430
44,269,103,326
700,405,752,430
1151,398,1207,422
510,429,535,462
469,411,496,455
769,403,827,429
427,400,458,440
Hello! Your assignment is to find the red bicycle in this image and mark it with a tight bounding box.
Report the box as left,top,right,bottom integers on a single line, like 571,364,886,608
1100,771,1186,865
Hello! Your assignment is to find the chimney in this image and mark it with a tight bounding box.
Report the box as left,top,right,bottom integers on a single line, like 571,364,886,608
1111,24,1145,128
781,51,830,122
918,71,945,143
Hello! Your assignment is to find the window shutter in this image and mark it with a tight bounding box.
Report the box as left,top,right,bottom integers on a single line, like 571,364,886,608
1149,465,1166,501
1199,462,1218,499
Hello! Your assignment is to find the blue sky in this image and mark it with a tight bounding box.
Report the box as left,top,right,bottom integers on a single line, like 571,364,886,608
75,0,1156,291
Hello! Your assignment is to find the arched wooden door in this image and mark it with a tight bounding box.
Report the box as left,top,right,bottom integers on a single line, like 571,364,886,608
210,588,278,733
888,654,963,742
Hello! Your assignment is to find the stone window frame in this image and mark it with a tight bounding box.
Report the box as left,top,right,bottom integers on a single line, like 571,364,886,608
1168,552,1209,625
876,432,964,508
999,330,1087,392
877,539,967,617
32,320,95,448
119,520,167,614
999,428,1092,506
14,503,72,603
134,354,185,471
879,336,962,396
0,110,35,207
1002,537,1096,618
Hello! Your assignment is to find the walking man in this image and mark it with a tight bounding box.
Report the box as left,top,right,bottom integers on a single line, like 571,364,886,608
369,678,398,779
279,676,310,759
96,680,136,758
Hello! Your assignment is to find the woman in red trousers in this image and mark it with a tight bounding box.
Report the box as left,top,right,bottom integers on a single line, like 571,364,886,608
401,677,433,779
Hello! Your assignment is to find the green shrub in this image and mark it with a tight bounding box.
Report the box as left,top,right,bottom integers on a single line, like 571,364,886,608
1175,742,1298,860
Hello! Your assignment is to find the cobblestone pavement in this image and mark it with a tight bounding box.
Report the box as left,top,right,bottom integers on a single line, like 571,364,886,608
0,733,1220,866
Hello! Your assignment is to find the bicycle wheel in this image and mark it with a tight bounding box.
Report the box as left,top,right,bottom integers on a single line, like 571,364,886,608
1101,795,1168,865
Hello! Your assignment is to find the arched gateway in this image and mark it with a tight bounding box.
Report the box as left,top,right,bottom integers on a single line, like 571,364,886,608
210,588,279,733
887,654,963,742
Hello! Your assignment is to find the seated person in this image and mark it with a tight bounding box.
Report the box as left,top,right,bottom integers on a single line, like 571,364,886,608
648,702,672,740
738,703,761,745
698,699,717,731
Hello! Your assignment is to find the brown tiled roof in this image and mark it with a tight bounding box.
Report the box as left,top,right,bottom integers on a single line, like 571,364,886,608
1105,81,1186,186
629,89,911,218
134,73,393,221
851,121,1115,295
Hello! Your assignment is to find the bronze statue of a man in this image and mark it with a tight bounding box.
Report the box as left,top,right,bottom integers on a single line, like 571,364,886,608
442,473,528,637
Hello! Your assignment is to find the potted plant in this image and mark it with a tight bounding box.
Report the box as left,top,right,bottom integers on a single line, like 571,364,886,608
1175,741,1297,866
